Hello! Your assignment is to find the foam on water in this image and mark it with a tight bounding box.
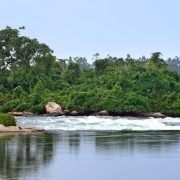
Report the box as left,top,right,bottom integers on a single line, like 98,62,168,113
16,116,180,131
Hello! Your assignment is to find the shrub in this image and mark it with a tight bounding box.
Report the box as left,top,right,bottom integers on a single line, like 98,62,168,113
15,102,31,112
30,104,46,114
0,113,16,126
1,99,22,112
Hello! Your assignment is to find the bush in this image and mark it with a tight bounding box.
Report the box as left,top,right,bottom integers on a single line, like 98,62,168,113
30,104,46,114
0,113,16,126
1,99,21,112
15,102,31,112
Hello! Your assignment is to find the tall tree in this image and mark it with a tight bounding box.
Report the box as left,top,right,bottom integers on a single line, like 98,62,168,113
148,52,167,69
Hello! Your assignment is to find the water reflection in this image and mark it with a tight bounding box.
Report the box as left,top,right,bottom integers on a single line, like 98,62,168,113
67,133,81,153
0,132,59,180
95,131,180,154
1,131,180,179
51,130,180,155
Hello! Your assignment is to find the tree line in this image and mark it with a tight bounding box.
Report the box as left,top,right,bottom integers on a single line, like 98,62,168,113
0,27,179,116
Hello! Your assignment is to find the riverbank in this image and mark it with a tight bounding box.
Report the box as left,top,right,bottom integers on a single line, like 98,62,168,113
0,124,44,132
0,113,44,133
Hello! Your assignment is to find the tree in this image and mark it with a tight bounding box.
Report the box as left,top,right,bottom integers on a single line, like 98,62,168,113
0,26,179,116
63,62,80,84
93,52,100,61
0,26,55,91
148,52,167,69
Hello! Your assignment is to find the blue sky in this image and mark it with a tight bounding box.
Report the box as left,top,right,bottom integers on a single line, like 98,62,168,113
0,0,180,62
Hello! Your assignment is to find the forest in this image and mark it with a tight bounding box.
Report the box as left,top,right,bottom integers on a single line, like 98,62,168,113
0,27,180,116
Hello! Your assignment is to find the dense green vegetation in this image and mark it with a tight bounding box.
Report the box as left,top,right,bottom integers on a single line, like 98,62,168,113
0,27,180,116
0,113,16,126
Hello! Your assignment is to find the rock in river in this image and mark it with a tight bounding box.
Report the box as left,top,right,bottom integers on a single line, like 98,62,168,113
96,110,109,116
45,102,63,115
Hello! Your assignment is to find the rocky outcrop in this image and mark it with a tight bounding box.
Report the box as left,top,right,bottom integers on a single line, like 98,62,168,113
8,112,34,116
45,102,63,115
0,125,44,132
144,112,166,118
70,111,79,116
64,110,70,115
96,110,109,116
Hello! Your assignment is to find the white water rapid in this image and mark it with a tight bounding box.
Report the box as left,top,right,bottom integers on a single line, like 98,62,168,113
16,116,180,131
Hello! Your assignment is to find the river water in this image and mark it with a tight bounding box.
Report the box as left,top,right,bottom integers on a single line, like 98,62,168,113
0,116,180,180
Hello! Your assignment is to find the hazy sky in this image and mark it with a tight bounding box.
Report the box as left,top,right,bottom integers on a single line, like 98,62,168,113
0,0,180,61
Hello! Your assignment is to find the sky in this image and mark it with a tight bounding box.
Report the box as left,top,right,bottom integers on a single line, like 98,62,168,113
0,0,180,62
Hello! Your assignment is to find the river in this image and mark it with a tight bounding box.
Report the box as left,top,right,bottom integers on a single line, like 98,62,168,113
0,116,180,180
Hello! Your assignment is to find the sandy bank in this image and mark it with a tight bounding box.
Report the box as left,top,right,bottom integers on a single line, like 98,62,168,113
0,124,44,132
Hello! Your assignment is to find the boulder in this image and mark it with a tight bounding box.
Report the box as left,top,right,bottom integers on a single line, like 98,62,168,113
96,110,109,116
70,111,79,116
144,112,166,118
45,102,63,115
64,110,70,115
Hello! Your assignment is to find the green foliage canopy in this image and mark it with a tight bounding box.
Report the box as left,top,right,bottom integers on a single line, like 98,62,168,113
0,27,179,116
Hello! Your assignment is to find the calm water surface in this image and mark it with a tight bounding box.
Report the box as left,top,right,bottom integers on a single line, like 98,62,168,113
1,116,180,180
